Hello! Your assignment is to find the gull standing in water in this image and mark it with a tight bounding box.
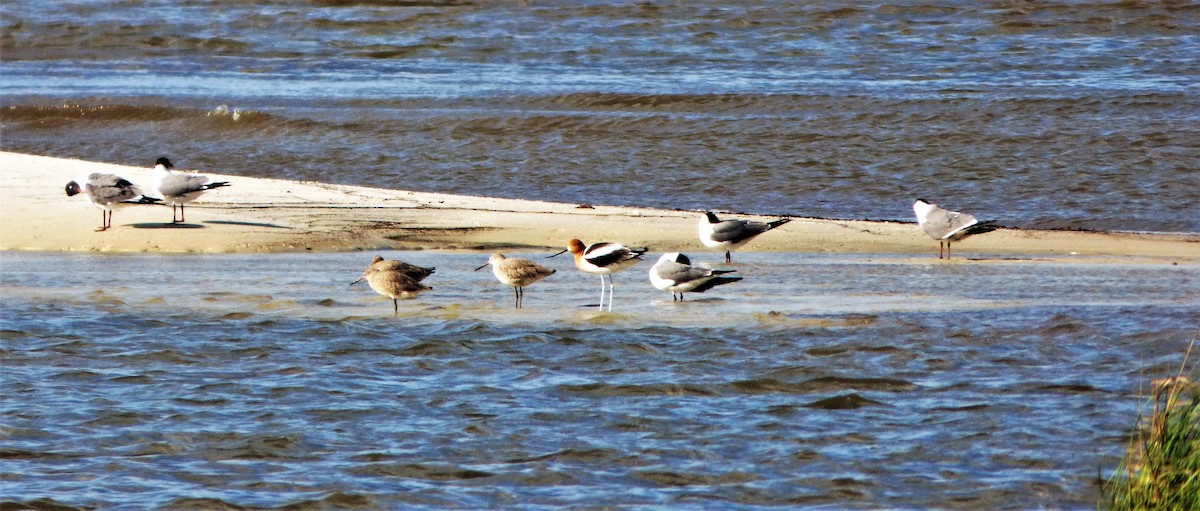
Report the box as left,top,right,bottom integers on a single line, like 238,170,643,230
649,252,742,301
150,157,230,224
549,239,646,311
912,199,998,259
64,173,162,231
699,211,791,263
475,253,556,309
351,255,433,313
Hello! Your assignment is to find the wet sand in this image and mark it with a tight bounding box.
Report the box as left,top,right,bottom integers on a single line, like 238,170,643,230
1,151,1195,262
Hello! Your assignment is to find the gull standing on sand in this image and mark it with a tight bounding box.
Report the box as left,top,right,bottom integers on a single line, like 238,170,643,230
475,253,556,309
64,173,162,231
912,199,998,259
649,252,743,301
549,239,646,311
150,157,230,224
350,255,433,313
699,211,792,263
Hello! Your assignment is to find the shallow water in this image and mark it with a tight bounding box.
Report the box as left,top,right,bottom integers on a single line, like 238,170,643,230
2,1,1198,232
1,251,1197,509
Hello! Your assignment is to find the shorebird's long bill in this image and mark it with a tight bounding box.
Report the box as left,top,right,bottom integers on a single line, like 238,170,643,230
547,248,568,258
474,263,489,271
349,277,364,286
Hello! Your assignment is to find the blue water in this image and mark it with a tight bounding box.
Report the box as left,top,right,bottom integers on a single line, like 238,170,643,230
2,0,1198,232
2,251,1197,509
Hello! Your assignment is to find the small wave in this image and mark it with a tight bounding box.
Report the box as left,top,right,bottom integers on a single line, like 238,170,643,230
557,382,718,397
804,393,888,410
346,462,492,480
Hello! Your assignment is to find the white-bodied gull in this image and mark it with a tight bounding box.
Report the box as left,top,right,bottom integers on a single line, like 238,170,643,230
699,211,791,263
549,238,646,311
64,173,162,231
649,252,742,301
150,157,230,224
475,252,556,309
912,199,998,259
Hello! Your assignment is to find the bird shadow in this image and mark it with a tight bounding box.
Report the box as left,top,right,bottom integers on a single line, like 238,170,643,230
204,220,293,229
130,223,205,229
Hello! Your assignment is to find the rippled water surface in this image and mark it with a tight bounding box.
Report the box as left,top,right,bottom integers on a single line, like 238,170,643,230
2,1,1198,232
2,251,1197,509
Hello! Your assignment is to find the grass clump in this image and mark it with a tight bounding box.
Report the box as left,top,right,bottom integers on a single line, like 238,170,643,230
1103,338,1200,510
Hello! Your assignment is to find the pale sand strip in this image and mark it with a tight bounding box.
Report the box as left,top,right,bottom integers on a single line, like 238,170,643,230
1,152,1195,263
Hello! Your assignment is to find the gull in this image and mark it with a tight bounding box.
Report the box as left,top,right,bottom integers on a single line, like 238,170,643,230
549,239,646,311
649,252,742,301
64,173,162,231
699,211,791,263
475,253,556,308
912,199,998,259
150,157,230,224
350,256,433,313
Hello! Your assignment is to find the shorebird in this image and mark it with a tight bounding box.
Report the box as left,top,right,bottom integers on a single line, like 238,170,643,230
366,255,435,281
649,252,742,301
350,256,433,313
64,173,162,231
149,157,230,224
699,211,791,263
912,199,998,259
549,239,646,311
475,253,556,308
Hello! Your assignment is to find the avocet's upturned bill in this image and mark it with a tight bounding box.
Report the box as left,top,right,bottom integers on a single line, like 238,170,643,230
150,157,230,224
912,199,998,259
549,238,647,311
699,211,791,263
64,173,162,231
475,252,556,309
649,252,742,301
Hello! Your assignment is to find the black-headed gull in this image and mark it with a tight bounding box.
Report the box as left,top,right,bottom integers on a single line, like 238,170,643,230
699,211,791,263
912,199,998,259
150,157,230,224
649,252,742,301
64,173,162,231
475,253,556,309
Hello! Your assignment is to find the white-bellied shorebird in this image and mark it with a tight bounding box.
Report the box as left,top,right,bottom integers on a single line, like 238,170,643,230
549,239,646,311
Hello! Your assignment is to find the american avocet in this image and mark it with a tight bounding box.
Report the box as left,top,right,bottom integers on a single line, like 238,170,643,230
64,173,162,231
649,252,742,302
475,253,556,309
351,256,433,313
913,199,998,259
149,157,230,224
549,239,646,311
699,211,791,263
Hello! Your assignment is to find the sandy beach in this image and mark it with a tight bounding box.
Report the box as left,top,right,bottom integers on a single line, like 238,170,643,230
1,151,1195,262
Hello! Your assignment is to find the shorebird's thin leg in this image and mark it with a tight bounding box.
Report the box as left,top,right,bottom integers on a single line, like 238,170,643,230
938,241,945,259
725,250,732,263
392,299,399,314
180,204,186,223
597,276,606,311
607,275,616,311
947,242,952,260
